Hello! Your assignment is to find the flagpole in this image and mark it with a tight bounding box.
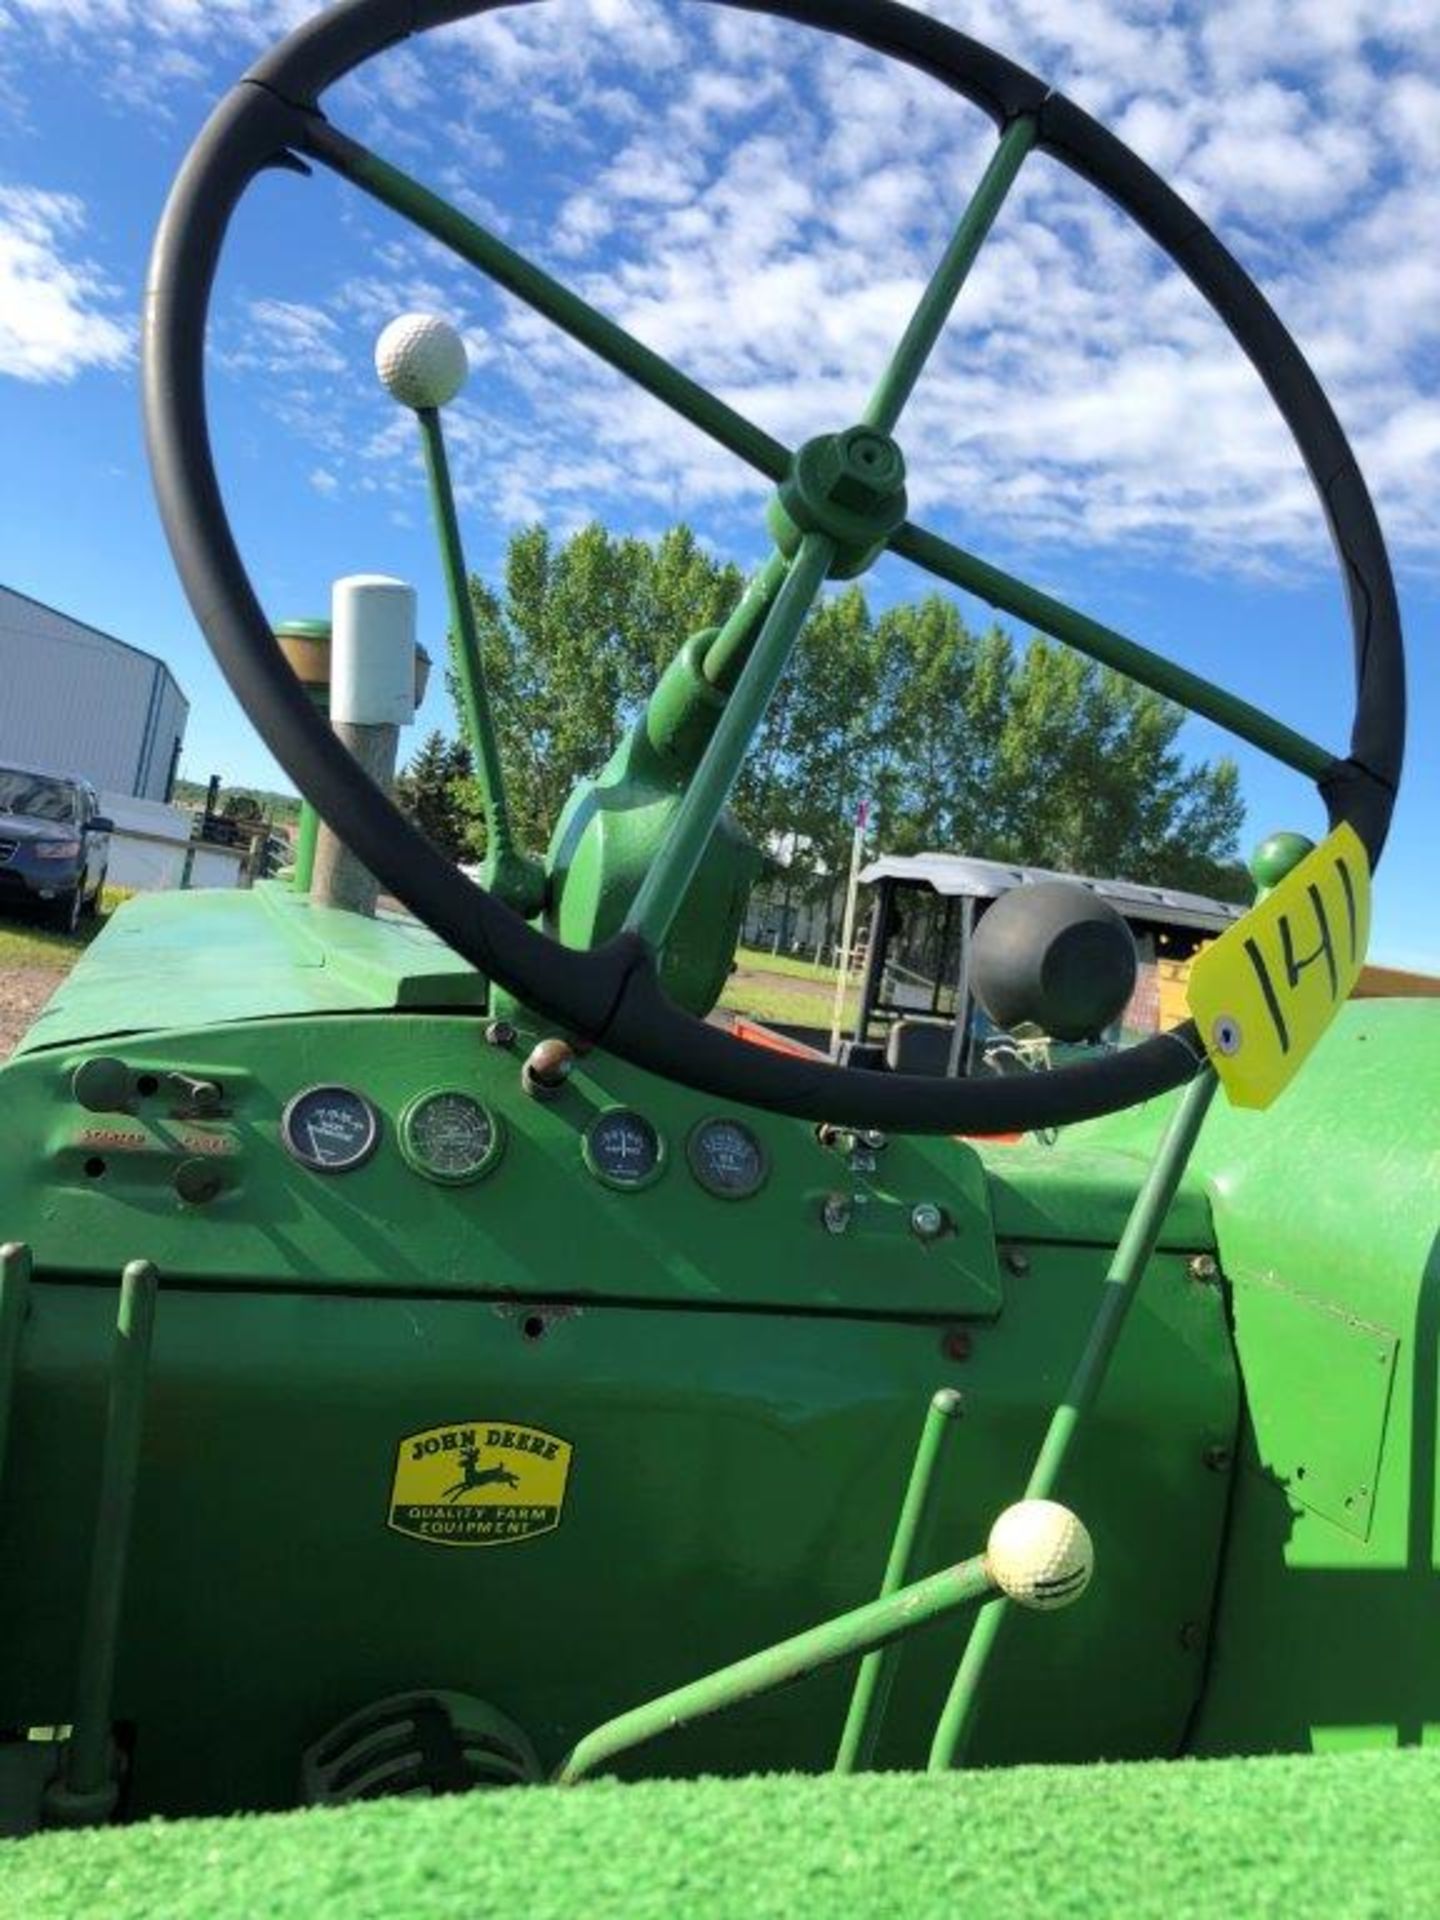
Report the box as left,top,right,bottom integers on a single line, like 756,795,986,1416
829,801,869,1060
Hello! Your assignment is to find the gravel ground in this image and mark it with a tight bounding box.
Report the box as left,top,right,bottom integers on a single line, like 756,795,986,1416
0,969,67,1060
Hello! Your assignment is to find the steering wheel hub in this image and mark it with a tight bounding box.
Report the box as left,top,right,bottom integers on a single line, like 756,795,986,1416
768,427,909,580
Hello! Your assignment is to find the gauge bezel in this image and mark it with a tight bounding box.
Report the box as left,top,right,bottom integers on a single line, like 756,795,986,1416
398,1087,505,1186
279,1083,381,1174
582,1106,666,1193
685,1114,770,1200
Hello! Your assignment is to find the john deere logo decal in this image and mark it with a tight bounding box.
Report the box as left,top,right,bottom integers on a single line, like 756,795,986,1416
389,1421,572,1548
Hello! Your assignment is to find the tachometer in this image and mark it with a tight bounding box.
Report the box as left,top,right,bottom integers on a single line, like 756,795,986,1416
280,1085,380,1174
399,1089,503,1185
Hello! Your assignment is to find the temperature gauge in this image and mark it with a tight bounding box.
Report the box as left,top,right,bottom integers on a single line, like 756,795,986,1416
687,1117,768,1199
583,1108,664,1191
280,1085,380,1174
399,1089,503,1185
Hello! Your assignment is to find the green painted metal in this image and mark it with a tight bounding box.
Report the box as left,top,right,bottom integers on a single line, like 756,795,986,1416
44,1260,157,1826
892,521,1335,780
766,431,907,581
700,551,789,693
835,1387,965,1774
415,406,544,918
558,1547,996,1784
311,124,789,485
862,116,1037,436
0,1242,30,1501
546,597,773,1015
624,533,834,951
14,884,486,1055
1060,997,1440,1754
1250,829,1316,891
929,1066,1219,1770
0,1002,1003,1314
0,1230,1233,1813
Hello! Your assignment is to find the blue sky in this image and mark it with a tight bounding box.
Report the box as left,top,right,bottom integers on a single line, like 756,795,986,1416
2,0,1436,967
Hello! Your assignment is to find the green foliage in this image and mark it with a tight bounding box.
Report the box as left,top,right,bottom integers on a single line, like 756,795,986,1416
394,730,482,863
463,523,744,855
444,522,1246,911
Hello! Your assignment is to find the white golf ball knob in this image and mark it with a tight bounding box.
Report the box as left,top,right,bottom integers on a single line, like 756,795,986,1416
374,312,469,409
986,1499,1093,1610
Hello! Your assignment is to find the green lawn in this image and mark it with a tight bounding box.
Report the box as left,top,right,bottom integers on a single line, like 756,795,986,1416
719,945,859,1033
0,888,131,968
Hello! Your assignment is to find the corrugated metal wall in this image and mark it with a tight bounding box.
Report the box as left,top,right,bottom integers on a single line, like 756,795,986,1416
0,586,189,799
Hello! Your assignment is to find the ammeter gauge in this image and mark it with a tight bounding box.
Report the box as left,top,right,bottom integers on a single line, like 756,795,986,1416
686,1116,768,1199
280,1085,380,1173
583,1108,664,1191
399,1089,503,1185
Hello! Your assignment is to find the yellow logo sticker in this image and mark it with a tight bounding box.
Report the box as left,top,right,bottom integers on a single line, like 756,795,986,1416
388,1420,572,1548
1187,822,1371,1109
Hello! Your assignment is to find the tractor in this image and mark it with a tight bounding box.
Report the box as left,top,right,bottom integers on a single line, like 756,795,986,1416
3,2,1431,1912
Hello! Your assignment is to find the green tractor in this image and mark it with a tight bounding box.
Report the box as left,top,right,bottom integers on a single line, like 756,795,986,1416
4,1,1430,1910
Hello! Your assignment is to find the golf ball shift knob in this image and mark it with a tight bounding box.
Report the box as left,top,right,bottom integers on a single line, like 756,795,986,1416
375,313,469,410
986,1499,1094,1610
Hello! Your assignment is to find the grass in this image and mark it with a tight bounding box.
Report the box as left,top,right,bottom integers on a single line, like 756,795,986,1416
719,944,860,1034
0,887,132,969
0,905,857,1037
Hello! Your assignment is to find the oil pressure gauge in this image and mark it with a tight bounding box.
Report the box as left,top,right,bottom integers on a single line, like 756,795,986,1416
583,1108,664,1191
280,1085,380,1174
399,1089,503,1185
687,1116,768,1199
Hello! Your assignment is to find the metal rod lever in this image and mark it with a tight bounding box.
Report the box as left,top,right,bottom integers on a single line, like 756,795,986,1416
835,1386,965,1773
556,1548,996,1785
926,1067,1219,1771
45,1260,159,1827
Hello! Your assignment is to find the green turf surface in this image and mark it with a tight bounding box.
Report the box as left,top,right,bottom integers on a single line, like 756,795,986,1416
8,1753,1434,1919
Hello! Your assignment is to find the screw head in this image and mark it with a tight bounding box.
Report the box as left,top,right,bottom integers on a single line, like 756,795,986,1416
910,1201,946,1241
1188,1253,1219,1282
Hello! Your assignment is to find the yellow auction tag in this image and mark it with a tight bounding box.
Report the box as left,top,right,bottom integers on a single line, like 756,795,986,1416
1187,822,1371,1109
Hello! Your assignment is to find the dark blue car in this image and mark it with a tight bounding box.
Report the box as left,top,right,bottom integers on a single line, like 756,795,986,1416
0,765,111,934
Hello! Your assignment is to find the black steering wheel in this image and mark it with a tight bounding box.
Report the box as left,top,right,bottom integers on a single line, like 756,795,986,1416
143,0,1404,1135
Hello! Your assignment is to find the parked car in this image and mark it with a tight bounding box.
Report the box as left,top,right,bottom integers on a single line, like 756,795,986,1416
0,764,111,933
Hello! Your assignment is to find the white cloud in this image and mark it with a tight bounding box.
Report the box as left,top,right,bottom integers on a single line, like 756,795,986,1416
17,0,1430,578
0,185,132,381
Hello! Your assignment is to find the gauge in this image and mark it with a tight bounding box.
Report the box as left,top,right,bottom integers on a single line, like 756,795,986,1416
280,1084,380,1174
399,1089,503,1185
686,1116,768,1200
583,1108,664,1191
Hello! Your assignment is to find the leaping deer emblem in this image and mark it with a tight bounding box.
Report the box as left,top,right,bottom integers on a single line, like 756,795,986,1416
442,1439,521,1504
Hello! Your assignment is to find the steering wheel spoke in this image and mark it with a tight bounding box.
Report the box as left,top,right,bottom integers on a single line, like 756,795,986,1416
303,117,791,486
625,534,835,953
891,519,1338,782
862,113,1037,436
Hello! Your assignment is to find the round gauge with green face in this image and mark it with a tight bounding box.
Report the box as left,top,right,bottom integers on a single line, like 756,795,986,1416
686,1116,768,1199
583,1108,664,1191
280,1085,380,1174
399,1089,503,1185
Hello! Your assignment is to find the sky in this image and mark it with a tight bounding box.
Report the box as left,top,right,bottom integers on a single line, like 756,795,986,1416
1,0,1436,967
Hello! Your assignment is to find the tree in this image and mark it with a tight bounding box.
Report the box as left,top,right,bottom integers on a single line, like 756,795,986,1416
453,521,1247,906
395,730,480,863
465,522,743,856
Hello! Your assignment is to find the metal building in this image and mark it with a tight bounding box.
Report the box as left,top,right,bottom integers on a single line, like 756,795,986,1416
0,584,188,800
